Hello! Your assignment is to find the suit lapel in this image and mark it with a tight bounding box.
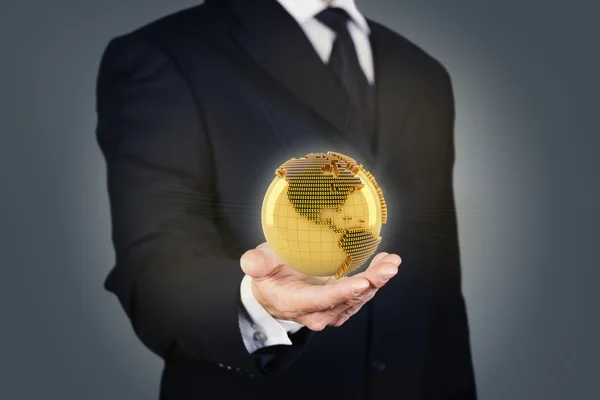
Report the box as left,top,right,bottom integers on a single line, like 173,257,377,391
225,0,374,165
368,21,415,175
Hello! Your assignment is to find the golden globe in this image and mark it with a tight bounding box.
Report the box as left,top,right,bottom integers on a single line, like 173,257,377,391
261,152,388,278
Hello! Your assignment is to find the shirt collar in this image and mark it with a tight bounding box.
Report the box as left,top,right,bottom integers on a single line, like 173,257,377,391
277,0,370,34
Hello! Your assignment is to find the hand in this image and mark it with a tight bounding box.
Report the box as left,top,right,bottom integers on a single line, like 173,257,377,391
240,242,402,331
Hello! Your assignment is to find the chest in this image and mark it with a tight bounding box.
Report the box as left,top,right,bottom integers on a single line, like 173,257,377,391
171,33,413,244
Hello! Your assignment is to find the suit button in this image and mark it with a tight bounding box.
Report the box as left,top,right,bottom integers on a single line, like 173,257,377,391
371,361,386,372
253,330,268,342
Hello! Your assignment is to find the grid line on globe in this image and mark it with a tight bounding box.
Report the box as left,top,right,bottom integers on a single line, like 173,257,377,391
262,151,388,278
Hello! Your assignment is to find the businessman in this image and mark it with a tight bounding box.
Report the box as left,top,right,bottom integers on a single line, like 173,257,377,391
96,0,476,398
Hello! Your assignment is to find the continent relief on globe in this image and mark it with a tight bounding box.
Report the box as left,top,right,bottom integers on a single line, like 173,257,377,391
261,152,388,279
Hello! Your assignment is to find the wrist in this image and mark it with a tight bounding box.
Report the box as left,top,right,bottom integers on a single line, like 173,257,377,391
250,278,268,312
250,277,285,320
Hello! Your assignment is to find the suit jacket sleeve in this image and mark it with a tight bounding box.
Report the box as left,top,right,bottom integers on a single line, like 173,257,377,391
389,63,477,398
95,32,309,378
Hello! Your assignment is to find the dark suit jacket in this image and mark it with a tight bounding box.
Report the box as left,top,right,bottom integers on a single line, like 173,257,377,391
95,0,476,398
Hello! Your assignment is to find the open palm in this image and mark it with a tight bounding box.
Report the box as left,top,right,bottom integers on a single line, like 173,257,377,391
241,242,401,330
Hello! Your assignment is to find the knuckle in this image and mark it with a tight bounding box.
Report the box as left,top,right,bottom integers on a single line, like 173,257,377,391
335,308,352,320
348,296,363,305
342,308,355,318
364,291,376,300
360,289,376,299
343,303,365,318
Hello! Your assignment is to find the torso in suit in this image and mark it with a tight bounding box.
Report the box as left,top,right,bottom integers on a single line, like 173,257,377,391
95,0,477,399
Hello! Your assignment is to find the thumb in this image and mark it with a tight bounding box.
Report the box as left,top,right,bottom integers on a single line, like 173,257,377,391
240,243,283,280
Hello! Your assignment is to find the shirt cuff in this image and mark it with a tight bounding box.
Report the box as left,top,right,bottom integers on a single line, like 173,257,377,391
238,274,305,353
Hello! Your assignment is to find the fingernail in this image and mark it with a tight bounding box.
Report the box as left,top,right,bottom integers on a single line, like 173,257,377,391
353,281,369,294
381,268,397,280
391,255,402,266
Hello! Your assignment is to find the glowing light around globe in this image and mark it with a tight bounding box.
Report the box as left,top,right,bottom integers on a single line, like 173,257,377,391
261,152,388,278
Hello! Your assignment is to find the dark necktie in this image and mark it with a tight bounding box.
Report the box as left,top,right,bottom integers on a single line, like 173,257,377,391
315,7,376,139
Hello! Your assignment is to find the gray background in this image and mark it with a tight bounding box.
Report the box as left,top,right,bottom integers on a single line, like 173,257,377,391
1,0,598,399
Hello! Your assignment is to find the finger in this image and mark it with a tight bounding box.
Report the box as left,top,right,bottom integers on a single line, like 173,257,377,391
297,287,377,330
326,286,376,319
329,308,356,327
288,256,398,327
291,276,370,313
369,251,389,267
324,256,401,325
354,254,402,289
301,288,371,326
329,292,375,327
375,253,401,268
352,262,398,289
240,242,283,280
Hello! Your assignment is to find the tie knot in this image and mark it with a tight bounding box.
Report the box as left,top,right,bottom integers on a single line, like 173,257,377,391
315,7,351,34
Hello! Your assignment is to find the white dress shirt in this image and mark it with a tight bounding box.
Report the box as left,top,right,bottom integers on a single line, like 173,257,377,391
238,0,375,354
